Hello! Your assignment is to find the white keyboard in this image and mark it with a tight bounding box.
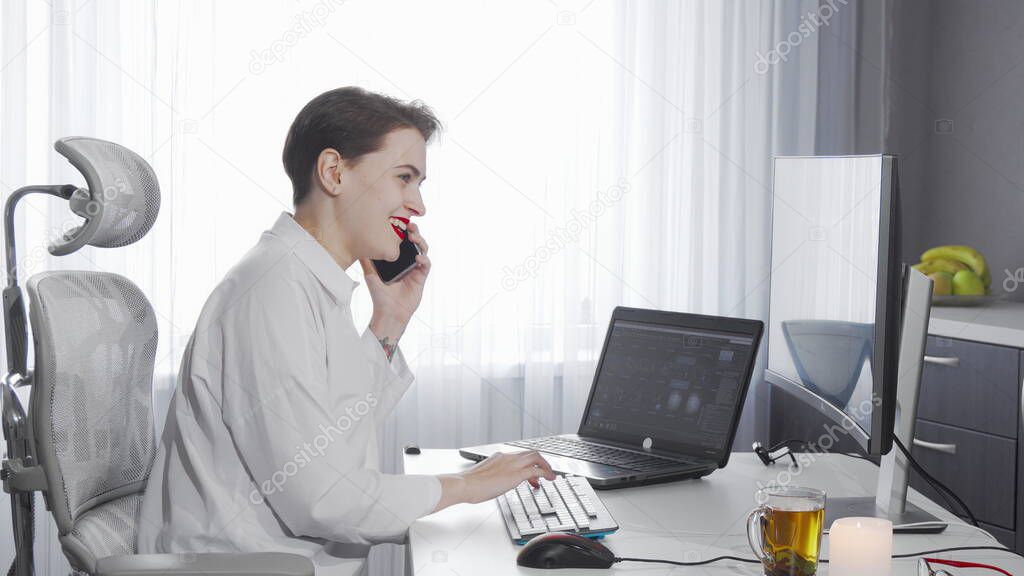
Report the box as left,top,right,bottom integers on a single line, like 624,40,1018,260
497,475,619,543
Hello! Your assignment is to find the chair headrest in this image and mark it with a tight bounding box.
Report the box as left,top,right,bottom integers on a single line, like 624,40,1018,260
49,137,161,256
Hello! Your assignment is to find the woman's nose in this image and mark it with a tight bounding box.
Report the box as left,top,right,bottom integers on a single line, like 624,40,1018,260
407,192,426,218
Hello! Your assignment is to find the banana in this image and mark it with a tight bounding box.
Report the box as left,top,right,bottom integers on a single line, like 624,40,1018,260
924,258,968,275
922,245,990,288
913,258,968,276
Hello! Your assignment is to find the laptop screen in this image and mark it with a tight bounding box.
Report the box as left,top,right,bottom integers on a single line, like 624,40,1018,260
581,319,756,457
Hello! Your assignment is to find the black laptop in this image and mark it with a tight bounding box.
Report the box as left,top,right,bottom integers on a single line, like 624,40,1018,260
460,306,764,488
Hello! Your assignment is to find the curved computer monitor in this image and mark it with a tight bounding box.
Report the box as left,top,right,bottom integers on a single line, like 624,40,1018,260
766,155,900,456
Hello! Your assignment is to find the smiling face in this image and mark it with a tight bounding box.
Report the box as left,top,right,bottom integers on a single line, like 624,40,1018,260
327,127,427,262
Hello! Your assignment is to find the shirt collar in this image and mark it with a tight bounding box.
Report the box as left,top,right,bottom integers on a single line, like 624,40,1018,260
268,212,360,304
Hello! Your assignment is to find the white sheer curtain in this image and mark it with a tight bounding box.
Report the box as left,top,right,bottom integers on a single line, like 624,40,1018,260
0,1,816,573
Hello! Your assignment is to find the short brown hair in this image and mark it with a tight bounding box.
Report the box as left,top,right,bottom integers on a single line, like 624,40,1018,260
283,87,441,205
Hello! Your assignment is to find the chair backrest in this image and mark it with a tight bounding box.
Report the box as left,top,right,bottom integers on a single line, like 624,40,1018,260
781,319,874,409
27,270,158,572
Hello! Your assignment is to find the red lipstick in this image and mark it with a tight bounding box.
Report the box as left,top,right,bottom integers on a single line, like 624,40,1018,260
390,216,409,240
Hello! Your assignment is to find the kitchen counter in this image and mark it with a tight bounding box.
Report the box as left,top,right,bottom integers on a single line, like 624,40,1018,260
929,300,1024,349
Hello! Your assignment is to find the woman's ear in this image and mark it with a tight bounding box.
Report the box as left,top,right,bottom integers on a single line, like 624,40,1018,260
315,148,344,198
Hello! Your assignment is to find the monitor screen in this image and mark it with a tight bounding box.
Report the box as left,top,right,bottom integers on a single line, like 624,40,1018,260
766,156,895,443
583,319,755,456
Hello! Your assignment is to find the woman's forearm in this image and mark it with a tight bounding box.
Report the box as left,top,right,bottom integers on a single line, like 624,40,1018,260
434,474,468,512
369,315,407,361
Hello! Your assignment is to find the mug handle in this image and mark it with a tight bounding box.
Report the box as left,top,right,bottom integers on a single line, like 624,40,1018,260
746,506,770,564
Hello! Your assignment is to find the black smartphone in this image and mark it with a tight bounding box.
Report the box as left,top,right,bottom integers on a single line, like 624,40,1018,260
372,235,421,284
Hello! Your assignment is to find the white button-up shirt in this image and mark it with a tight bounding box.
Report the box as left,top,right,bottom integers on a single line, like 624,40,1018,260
138,213,441,575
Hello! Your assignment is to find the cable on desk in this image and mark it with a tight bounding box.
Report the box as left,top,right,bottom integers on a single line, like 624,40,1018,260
613,545,1024,568
614,555,759,566
625,522,990,539
773,438,869,460
755,438,869,467
624,520,997,543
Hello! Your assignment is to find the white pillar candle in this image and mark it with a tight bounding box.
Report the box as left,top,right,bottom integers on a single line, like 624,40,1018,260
828,517,893,576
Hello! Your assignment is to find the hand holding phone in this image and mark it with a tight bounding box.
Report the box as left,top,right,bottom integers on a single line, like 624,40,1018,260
372,234,421,284
362,222,430,337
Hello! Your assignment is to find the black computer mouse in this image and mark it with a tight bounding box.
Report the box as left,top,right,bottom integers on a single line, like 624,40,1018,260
403,444,421,455
516,533,615,569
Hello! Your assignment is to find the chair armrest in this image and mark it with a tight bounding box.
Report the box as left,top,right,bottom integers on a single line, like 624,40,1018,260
94,552,314,576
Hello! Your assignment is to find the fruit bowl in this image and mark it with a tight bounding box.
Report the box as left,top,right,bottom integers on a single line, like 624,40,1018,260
912,245,992,302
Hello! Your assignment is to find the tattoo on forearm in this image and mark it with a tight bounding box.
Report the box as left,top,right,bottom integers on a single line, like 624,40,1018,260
378,336,397,362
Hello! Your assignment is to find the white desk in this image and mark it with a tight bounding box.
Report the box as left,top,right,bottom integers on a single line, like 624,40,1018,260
403,450,1022,575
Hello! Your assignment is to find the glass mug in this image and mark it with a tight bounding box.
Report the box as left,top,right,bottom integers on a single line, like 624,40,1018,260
746,486,826,576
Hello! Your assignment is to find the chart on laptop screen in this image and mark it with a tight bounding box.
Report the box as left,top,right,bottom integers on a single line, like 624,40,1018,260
584,320,754,452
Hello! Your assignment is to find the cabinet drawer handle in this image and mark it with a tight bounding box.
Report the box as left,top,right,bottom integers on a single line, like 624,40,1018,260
913,438,957,455
924,355,960,367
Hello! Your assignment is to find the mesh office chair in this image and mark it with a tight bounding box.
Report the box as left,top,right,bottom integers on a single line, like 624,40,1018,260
781,319,874,409
2,137,313,576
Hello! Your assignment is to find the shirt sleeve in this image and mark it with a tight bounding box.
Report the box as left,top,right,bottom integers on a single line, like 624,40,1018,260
219,275,441,546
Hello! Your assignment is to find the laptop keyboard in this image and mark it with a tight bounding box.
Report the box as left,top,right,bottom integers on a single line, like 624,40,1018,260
508,436,690,472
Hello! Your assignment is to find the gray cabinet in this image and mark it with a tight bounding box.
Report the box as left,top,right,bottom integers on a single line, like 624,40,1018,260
909,336,1020,550
909,421,1016,534
916,337,1018,438
1019,350,1024,554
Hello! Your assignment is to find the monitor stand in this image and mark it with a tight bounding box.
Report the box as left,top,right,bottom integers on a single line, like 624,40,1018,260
824,268,947,534
824,497,944,533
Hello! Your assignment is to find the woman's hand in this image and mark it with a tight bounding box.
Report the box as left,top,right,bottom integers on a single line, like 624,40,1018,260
433,451,557,512
360,221,431,344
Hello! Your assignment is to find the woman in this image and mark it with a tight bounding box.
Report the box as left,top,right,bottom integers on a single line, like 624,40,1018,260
138,87,555,575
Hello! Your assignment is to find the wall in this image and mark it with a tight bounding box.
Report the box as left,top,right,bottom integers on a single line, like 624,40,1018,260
892,0,1024,284
884,0,934,267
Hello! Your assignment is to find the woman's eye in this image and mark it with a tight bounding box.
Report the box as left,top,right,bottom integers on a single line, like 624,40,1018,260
399,174,412,183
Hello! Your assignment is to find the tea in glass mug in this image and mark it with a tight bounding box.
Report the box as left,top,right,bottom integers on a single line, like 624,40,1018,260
746,486,826,576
